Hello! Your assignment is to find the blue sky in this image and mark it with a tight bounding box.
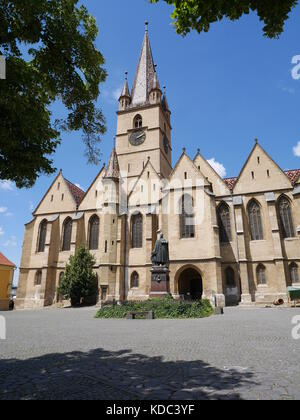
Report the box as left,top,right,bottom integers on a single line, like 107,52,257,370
1,0,300,284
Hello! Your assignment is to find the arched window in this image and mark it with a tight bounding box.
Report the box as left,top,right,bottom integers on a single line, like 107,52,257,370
62,217,72,251
180,194,195,239
35,270,42,286
248,200,263,241
89,215,100,250
225,267,235,288
134,115,143,129
257,264,267,286
37,220,47,253
278,196,295,239
290,263,299,284
131,271,139,288
132,213,143,248
218,203,232,243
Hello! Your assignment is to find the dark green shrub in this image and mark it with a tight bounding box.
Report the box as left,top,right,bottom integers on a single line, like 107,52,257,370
95,296,214,319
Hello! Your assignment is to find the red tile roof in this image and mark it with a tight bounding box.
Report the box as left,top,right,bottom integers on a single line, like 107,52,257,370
285,169,300,186
65,180,85,207
224,177,237,190
223,170,300,190
0,252,15,268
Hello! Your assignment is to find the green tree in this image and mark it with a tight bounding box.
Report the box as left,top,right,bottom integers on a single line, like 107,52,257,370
150,0,298,38
59,245,98,307
0,0,107,188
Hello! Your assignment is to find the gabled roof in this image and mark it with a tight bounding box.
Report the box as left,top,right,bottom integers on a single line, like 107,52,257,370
223,170,300,191
128,158,161,199
169,149,211,187
64,179,85,206
33,170,85,215
0,252,15,268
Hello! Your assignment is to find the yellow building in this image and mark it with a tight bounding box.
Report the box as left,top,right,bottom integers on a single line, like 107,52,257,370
0,252,15,311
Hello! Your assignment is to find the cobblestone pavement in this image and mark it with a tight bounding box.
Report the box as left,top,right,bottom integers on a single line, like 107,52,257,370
0,307,300,400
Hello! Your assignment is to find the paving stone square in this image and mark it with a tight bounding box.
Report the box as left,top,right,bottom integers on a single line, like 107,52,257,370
0,307,300,400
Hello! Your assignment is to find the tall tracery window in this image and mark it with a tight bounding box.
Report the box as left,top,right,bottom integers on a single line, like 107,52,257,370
278,196,295,239
35,270,42,286
290,263,299,284
225,267,235,288
89,215,100,250
62,217,72,251
180,194,195,239
257,264,267,286
38,220,47,253
218,203,232,243
132,213,143,248
248,200,263,241
134,115,143,129
131,271,139,288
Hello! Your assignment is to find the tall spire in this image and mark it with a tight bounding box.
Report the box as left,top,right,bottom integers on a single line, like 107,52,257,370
131,21,157,107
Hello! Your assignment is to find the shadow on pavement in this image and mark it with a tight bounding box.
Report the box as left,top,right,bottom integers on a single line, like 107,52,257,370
0,348,257,400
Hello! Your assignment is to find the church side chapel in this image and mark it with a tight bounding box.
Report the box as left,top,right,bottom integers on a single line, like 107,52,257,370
16,24,300,310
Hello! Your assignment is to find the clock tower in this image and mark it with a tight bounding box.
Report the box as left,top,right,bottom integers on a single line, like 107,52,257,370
116,23,172,186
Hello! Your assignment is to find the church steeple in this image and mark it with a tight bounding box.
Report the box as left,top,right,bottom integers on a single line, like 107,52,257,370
119,72,131,111
131,22,158,107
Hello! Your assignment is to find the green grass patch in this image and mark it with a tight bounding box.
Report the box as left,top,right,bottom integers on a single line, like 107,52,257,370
95,296,214,319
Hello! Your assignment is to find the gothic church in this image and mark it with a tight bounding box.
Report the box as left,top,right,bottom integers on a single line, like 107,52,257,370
16,25,300,309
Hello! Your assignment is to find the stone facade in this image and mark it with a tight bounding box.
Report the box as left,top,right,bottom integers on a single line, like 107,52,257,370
16,27,300,310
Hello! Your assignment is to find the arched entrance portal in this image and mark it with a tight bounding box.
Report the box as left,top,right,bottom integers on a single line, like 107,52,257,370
178,268,203,300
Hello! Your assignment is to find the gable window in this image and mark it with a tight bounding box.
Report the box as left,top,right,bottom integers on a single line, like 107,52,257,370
290,263,299,284
257,264,267,286
278,196,295,239
134,115,143,129
89,215,100,250
180,194,195,239
218,203,232,243
131,213,143,248
62,217,72,251
225,267,235,288
37,220,47,253
131,271,139,288
248,200,263,241
35,270,42,286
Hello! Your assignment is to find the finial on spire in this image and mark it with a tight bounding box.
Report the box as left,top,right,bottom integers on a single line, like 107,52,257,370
145,20,149,32
125,71,128,80
255,138,258,144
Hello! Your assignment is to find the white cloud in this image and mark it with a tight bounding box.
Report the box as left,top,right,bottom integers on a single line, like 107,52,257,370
0,226,4,236
293,142,300,157
112,87,122,101
75,183,84,191
207,158,227,178
0,180,14,191
4,236,17,247
0,207,8,214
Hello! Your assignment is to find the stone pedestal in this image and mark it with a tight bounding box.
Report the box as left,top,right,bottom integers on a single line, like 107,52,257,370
150,266,170,298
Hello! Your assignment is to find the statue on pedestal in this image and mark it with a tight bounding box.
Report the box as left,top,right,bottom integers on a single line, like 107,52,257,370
151,233,169,267
150,232,170,297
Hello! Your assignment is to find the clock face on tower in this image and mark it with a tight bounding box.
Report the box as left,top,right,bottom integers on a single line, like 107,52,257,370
129,130,146,146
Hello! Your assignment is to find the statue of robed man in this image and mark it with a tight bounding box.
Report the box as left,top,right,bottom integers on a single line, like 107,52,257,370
151,233,170,267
